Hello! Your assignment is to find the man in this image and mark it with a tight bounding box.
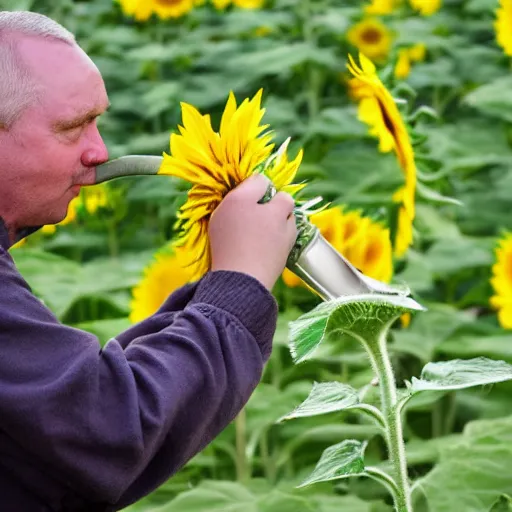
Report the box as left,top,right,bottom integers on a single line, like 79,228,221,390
0,11,297,511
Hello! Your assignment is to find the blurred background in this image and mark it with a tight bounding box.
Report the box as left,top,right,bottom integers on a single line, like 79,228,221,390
4,0,512,510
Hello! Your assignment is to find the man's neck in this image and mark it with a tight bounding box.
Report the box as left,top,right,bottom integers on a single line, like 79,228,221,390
0,216,41,249
0,217,11,250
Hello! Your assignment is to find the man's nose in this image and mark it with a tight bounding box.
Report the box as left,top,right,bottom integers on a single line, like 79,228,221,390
81,128,109,167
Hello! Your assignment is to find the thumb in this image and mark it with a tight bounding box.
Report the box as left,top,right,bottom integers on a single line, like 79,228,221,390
231,173,272,202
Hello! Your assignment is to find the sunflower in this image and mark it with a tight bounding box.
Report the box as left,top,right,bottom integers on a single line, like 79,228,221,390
347,53,417,257
117,0,153,20
409,0,442,16
211,0,264,8
490,233,512,329
365,0,398,15
394,43,427,79
83,185,109,214
40,185,109,236
283,206,393,287
347,18,393,62
495,0,512,56
152,0,194,18
158,90,304,279
233,0,265,8
130,249,194,323
117,0,193,20
212,0,231,8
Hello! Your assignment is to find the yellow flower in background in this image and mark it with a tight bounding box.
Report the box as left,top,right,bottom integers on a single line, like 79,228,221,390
83,186,109,214
117,0,194,20
212,0,231,8
409,0,441,15
158,90,304,279
495,0,512,56
117,0,153,20
365,0,398,15
130,249,194,323
9,238,26,250
211,0,264,8
42,186,108,236
10,186,109,248
283,206,393,287
233,0,265,8
394,43,426,79
347,18,393,62
152,0,194,18
490,234,512,329
347,53,417,257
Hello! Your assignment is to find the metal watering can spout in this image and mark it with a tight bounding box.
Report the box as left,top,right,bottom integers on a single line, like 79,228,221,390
96,156,409,301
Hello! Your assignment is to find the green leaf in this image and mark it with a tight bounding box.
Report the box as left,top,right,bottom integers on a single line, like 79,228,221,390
413,415,512,511
416,181,463,207
410,357,512,393
147,480,319,512
298,439,367,488
73,318,132,346
392,304,474,362
424,236,495,278
12,249,154,319
313,494,391,512
490,495,512,511
278,382,360,422
439,334,512,360
464,76,512,123
289,294,425,364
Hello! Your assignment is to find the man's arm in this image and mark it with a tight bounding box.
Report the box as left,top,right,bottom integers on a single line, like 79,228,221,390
0,248,276,506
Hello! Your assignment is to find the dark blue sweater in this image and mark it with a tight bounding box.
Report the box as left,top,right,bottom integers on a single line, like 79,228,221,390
0,220,277,511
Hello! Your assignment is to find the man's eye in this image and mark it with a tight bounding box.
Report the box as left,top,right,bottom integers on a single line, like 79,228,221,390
65,124,85,137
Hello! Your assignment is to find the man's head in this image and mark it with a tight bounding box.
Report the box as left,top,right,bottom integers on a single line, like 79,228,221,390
0,11,109,234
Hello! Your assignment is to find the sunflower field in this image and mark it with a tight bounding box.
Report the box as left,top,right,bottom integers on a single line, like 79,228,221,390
6,0,512,510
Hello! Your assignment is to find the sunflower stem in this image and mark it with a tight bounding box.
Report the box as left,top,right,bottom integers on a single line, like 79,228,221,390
370,333,412,512
300,0,321,120
235,408,250,484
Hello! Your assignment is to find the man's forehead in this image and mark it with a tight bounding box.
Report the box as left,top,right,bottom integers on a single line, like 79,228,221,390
17,35,89,75
16,35,108,117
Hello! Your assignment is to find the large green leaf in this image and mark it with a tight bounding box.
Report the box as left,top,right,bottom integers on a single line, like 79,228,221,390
392,304,474,362
278,382,360,422
289,294,425,363
298,440,367,488
12,249,154,319
464,76,512,123
490,495,512,511
424,236,495,278
410,357,512,393
413,415,512,511
147,480,316,512
439,334,512,361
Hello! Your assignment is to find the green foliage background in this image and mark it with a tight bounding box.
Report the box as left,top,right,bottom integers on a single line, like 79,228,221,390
4,0,512,510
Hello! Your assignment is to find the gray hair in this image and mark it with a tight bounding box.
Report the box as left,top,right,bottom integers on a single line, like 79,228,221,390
0,11,76,127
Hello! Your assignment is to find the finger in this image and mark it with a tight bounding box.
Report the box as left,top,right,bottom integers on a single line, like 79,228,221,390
286,215,298,250
271,191,296,218
228,173,271,202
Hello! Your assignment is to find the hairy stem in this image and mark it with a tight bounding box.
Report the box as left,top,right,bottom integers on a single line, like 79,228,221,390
235,408,249,484
371,332,412,512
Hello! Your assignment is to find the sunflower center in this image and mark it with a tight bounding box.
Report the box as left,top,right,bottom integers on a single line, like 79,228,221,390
154,0,183,6
361,28,383,44
365,242,381,266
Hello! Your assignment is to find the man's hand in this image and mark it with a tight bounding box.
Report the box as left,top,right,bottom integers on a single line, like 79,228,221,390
209,174,297,290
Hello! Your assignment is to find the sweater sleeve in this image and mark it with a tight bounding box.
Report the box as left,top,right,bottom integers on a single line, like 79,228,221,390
0,248,277,508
